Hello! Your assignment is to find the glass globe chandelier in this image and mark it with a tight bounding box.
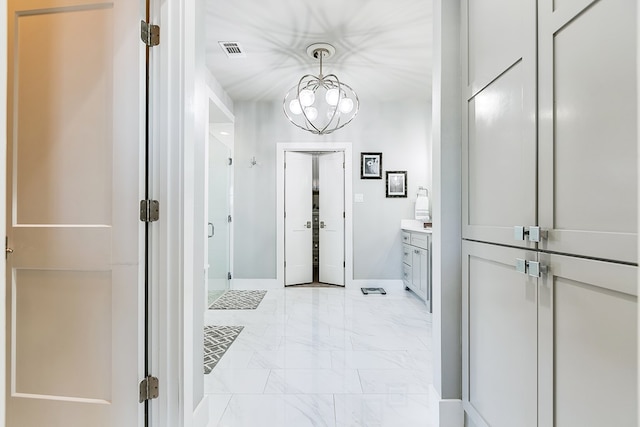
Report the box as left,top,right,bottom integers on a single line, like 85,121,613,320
283,43,359,135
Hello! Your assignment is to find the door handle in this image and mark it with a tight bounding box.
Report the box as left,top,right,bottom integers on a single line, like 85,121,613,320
306,221,312,229
5,237,12,259
208,223,214,238
320,221,326,229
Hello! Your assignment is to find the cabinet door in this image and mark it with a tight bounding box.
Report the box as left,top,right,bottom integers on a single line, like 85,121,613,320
462,241,537,427
538,253,637,427
537,0,637,263
411,248,422,297
462,0,538,248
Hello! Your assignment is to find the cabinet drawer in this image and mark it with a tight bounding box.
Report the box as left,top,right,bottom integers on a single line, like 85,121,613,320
402,244,412,266
402,263,412,285
401,231,411,244
411,233,430,250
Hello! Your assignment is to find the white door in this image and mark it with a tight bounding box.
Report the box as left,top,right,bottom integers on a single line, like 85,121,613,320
6,0,144,425
285,152,313,285
319,152,344,286
208,135,231,296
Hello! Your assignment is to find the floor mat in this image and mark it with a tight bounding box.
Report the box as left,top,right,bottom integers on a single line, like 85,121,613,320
204,325,244,374
209,290,267,310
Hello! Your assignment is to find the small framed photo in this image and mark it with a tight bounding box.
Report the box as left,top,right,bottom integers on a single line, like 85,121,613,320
385,171,407,198
360,152,382,179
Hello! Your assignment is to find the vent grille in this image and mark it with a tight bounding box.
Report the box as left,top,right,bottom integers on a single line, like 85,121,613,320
219,41,246,58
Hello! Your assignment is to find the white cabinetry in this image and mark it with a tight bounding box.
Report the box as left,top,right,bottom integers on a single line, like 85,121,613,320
401,230,431,311
461,0,637,425
463,241,637,427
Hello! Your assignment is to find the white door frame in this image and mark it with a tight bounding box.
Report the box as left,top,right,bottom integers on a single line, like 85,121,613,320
276,142,353,287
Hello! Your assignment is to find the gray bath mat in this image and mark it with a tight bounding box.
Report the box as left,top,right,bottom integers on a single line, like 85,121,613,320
204,325,244,374
209,290,267,310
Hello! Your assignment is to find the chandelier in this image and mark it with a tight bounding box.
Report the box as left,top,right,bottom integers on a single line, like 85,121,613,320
283,43,359,135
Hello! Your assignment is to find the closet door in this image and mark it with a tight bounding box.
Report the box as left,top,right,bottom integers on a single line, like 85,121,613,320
537,0,637,263
318,151,344,286
284,152,313,285
462,241,537,427
462,0,538,248
538,253,637,427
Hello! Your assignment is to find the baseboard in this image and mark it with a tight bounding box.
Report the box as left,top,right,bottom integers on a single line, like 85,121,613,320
429,385,463,427
193,395,210,427
230,278,281,290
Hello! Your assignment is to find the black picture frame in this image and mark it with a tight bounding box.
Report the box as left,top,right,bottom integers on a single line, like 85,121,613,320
360,152,382,179
385,171,407,198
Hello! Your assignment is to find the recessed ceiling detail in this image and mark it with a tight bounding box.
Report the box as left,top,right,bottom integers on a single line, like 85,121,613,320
218,41,246,58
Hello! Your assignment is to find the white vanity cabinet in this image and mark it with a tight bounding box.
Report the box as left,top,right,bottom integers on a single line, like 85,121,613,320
401,229,431,311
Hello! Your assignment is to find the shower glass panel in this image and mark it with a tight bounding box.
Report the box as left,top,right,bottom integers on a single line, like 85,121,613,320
208,135,231,304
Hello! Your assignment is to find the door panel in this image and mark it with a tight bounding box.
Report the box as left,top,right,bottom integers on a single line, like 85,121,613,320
462,0,537,249
285,152,312,285
462,241,537,427
538,254,637,427
319,152,344,286
7,0,143,425
208,135,231,294
538,0,637,263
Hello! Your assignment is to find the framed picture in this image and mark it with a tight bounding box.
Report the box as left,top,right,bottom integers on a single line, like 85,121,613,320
360,152,382,179
386,171,407,198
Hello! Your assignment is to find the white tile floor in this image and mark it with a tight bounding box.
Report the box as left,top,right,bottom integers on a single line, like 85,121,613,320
205,283,433,427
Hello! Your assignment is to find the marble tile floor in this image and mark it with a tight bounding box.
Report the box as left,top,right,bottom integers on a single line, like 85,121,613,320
205,283,433,427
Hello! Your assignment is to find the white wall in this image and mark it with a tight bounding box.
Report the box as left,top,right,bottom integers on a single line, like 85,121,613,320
232,100,432,280
430,0,463,424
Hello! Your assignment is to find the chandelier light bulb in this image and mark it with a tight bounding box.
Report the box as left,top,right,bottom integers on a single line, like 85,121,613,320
289,99,302,115
325,88,340,106
339,98,354,114
327,106,338,120
299,89,315,107
304,106,318,121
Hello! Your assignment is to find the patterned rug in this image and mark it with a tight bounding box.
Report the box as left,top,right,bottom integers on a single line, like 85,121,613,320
209,290,267,310
204,325,244,374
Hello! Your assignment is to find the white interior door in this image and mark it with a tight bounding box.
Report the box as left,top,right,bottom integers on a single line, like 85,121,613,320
6,0,143,425
285,152,312,285
319,152,344,286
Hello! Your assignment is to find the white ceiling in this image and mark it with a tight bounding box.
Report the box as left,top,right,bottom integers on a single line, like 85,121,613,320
204,0,434,104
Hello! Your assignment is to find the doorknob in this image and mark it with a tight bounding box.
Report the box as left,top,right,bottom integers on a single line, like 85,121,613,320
5,237,12,259
306,221,312,229
320,221,326,229
208,223,214,238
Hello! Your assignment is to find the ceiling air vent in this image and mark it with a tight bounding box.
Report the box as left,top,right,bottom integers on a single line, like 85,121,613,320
219,41,246,58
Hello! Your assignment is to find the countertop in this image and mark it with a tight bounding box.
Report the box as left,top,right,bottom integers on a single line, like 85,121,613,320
400,219,433,234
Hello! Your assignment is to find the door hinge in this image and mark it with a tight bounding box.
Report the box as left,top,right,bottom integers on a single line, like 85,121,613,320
141,21,160,47
228,272,232,280
140,200,160,222
227,215,232,223
343,211,345,218
343,261,346,268
139,376,159,402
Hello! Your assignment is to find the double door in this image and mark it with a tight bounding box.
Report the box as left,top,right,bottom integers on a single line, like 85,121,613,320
462,0,636,264
463,241,637,427
285,151,344,286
